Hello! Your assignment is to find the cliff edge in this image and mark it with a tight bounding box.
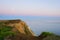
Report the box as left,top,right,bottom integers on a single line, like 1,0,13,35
0,19,35,36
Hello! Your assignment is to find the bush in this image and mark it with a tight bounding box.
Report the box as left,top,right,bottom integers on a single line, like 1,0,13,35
0,23,15,40
41,32,53,37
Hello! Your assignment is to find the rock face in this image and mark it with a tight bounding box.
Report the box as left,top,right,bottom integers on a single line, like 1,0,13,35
0,19,38,40
0,19,60,40
0,19,35,36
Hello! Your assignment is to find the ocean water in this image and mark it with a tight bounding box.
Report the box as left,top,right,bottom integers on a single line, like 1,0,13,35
0,16,60,36
24,16,60,36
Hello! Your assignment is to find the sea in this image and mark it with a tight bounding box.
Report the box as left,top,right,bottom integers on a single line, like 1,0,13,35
23,16,60,36
0,16,60,36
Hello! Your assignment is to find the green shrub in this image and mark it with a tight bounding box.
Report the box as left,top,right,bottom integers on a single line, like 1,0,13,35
0,23,15,40
41,32,53,37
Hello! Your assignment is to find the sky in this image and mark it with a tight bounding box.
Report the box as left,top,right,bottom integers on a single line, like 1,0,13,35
0,0,60,35
0,0,60,16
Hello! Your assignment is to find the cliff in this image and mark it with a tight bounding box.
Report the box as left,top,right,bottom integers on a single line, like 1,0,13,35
0,19,35,36
0,19,60,40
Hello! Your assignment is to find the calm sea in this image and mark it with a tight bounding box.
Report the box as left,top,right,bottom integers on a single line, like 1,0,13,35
0,16,60,36
24,16,60,36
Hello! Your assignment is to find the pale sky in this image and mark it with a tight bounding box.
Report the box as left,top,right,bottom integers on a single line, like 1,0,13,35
0,0,60,16
0,0,60,35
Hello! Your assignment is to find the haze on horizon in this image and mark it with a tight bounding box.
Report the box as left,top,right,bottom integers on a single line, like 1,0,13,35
0,0,60,16
0,0,60,36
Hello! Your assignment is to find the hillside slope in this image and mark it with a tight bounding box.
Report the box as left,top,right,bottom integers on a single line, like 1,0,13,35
0,19,35,36
0,19,60,40
39,32,60,40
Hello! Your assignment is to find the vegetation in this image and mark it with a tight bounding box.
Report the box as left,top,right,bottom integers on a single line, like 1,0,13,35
42,32,60,40
0,23,15,40
0,20,60,40
41,32,53,36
